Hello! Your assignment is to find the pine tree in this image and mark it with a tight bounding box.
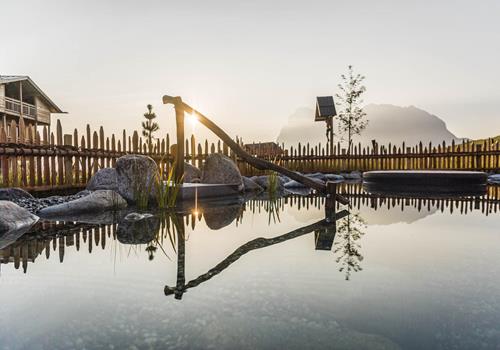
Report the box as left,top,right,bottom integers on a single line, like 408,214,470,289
142,104,159,152
335,65,368,155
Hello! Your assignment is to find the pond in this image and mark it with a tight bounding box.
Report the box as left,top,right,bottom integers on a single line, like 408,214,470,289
1,185,500,350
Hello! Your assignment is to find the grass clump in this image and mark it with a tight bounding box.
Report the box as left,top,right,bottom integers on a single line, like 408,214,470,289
155,165,183,210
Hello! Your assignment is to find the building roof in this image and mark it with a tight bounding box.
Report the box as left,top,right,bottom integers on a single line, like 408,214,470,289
315,96,336,122
0,75,64,113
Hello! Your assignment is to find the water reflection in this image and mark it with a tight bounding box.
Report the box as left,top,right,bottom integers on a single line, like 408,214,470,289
334,212,366,280
1,184,499,285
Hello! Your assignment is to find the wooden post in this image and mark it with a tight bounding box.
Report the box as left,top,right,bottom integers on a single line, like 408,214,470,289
174,98,185,183
64,134,73,185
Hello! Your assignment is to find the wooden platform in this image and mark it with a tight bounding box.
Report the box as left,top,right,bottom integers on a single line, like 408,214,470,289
178,183,242,200
363,170,488,197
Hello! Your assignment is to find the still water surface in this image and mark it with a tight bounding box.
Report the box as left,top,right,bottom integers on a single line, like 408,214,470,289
1,190,500,350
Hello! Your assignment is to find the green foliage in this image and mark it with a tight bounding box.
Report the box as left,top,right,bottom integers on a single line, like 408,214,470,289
335,65,368,154
141,104,160,152
267,171,279,196
154,164,183,210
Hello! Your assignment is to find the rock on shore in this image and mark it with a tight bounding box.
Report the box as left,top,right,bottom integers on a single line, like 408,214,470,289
38,190,127,218
0,201,39,234
201,154,244,191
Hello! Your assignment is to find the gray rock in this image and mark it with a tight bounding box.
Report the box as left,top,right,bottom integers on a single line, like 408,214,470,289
0,188,33,201
251,175,286,191
340,171,362,180
38,190,127,218
201,153,244,191
488,174,500,184
124,212,154,221
184,162,201,183
284,177,324,189
0,201,39,234
86,168,118,191
115,155,159,203
325,174,345,182
242,177,264,192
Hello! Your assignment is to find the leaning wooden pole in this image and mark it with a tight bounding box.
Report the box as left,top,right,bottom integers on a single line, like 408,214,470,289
163,95,348,205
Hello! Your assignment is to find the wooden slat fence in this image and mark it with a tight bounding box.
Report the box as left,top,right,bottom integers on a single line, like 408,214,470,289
0,118,499,191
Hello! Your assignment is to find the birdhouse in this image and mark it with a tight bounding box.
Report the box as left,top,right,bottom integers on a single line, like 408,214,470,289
315,96,337,122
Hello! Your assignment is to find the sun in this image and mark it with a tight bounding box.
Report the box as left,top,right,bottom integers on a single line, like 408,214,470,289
187,113,198,128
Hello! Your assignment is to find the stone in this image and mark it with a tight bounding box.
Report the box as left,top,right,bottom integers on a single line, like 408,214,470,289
38,190,127,218
250,175,286,191
488,174,500,184
0,201,39,234
201,153,244,191
124,212,154,221
86,168,118,191
184,162,201,183
242,177,264,192
284,177,324,189
324,174,345,182
0,188,34,201
115,155,159,203
341,171,362,180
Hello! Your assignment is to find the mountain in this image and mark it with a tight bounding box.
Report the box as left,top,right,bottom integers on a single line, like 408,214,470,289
276,104,462,148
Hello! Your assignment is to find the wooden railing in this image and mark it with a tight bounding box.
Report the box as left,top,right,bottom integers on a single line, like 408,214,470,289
1,97,38,120
0,118,499,191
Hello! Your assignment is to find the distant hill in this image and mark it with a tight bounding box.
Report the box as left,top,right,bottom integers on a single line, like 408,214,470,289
277,104,462,148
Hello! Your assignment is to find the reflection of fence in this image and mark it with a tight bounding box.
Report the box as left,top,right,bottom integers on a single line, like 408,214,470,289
2,186,499,274
248,184,500,215
1,118,499,191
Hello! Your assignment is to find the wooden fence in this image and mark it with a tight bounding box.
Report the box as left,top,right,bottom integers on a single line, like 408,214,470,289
0,118,499,191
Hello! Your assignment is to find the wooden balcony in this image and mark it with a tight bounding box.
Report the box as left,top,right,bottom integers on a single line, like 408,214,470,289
0,96,50,125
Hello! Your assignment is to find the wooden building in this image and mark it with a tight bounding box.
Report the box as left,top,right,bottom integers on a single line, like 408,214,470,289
244,142,285,157
0,75,64,137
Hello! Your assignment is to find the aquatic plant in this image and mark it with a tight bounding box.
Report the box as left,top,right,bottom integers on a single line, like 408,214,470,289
154,163,183,210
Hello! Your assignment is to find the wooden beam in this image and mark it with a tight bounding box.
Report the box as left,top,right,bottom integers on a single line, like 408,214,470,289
163,95,349,205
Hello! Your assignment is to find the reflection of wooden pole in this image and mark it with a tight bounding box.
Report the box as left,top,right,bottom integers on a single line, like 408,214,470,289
325,181,337,223
175,214,186,300
174,99,185,183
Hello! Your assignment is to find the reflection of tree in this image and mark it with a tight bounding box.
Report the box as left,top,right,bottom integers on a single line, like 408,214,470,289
334,212,366,280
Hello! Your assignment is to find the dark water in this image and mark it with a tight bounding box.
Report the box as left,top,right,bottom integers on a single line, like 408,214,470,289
1,187,500,350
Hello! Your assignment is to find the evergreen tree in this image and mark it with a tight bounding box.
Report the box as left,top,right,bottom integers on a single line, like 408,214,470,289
335,65,368,154
142,104,159,152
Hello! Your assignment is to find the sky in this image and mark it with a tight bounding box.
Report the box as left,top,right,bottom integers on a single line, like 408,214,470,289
1,0,499,142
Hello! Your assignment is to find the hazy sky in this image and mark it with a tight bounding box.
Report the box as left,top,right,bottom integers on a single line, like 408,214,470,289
2,0,499,142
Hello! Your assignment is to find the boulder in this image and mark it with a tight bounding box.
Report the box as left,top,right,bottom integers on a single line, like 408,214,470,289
184,162,201,183
488,174,500,184
284,177,324,189
251,175,286,191
38,190,127,218
325,174,345,182
201,153,244,191
86,168,118,191
0,188,33,201
124,212,154,221
0,201,39,234
242,177,264,192
341,171,362,180
115,155,159,203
